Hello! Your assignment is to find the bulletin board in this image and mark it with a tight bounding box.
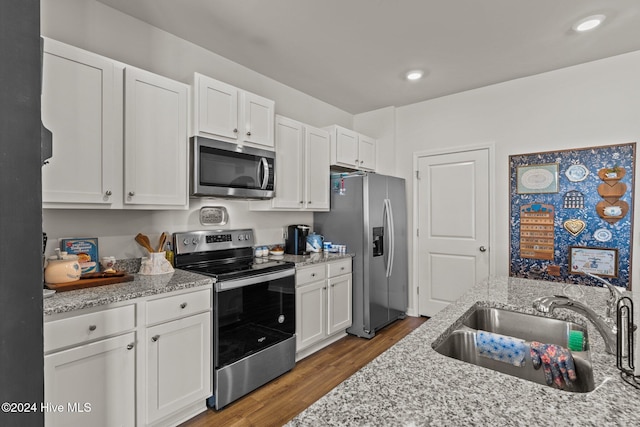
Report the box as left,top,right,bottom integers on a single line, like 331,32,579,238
509,143,636,289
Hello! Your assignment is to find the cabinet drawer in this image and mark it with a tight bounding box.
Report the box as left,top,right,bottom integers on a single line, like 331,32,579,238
44,304,135,352
296,264,326,286
146,287,211,325
327,258,352,278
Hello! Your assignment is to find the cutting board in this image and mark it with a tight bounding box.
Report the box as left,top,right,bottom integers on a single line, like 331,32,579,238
46,272,134,292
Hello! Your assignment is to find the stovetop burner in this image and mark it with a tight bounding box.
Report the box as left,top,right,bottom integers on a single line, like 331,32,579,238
173,229,294,281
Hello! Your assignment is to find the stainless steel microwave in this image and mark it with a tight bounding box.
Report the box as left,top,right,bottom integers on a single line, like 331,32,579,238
190,136,275,199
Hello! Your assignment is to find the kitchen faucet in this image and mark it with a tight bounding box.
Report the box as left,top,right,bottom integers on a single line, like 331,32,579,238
532,272,628,355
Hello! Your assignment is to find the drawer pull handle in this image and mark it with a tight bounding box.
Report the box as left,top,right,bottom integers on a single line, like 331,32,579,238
151,335,160,342
127,343,134,350
180,302,187,309
88,325,97,331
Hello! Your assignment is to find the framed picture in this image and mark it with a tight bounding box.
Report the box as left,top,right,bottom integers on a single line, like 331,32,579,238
569,246,618,278
517,163,559,194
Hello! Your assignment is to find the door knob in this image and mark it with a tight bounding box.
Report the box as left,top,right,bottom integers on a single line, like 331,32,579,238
479,246,487,252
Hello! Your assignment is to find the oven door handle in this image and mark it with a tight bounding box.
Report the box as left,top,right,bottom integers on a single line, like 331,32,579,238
215,268,295,291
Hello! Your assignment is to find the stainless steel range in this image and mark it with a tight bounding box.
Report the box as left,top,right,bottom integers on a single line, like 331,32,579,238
173,229,296,410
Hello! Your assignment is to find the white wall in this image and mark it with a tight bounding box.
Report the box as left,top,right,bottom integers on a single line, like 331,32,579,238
354,106,397,176
40,0,353,259
395,50,640,312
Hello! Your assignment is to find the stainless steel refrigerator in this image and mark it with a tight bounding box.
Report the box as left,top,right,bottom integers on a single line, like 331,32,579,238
314,172,408,338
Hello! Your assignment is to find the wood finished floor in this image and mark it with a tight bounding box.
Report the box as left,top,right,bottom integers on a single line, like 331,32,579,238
181,316,428,427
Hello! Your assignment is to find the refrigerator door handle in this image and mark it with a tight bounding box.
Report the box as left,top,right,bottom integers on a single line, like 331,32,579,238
387,198,395,278
383,199,394,278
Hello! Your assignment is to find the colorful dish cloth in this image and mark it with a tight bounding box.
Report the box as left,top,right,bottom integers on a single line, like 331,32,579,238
530,341,577,388
476,330,527,367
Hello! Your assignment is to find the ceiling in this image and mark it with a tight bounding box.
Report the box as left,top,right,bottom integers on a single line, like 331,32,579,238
96,0,640,114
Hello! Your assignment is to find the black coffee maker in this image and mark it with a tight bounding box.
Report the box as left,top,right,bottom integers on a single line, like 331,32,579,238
285,225,310,255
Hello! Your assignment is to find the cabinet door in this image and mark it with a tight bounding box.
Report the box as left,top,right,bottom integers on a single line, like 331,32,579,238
296,280,326,351
358,134,377,171
195,74,239,140
44,332,136,427
334,127,358,168
145,312,211,424
240,91,275,148
304,125,330,210
41,39,122,206
124,67,189,207
272,116,304,209
327,274,352,335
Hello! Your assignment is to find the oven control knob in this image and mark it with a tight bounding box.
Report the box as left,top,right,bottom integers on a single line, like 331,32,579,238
238,235,245,241
245,234,251,241
183,238,190,246
192,238,199,245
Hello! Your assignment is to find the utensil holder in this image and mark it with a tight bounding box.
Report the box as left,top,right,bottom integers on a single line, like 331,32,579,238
139,252,174,275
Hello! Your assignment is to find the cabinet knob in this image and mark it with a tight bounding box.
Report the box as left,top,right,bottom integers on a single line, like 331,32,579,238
151,335,160,342
105,190,112,196
246,131,251,136
341,267,345,271
88,325,97,331
360,160,364,164
311,273,316,277
180,302,187,309
127,343,134,350
128,191,135,197
299,201,304,204
308,201,312,204
233,128,238,133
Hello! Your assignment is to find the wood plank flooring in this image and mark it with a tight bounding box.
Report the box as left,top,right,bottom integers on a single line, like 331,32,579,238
181,316,428,427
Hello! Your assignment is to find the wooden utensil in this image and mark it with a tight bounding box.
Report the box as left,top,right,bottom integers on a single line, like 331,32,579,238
135,233,155,253
156,232,168,253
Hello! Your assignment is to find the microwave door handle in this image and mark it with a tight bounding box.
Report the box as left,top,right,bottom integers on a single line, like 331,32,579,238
260,157,269,189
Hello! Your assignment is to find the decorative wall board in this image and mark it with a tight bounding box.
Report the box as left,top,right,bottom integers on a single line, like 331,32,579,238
509,143,636,289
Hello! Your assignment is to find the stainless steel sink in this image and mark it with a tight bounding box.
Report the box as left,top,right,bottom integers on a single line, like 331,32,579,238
432,305,595,392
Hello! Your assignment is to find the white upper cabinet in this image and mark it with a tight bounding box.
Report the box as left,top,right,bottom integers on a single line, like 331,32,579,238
42,39,189,210
325,125,377,171
250,115,329,211
192,73,275,149
304,125,331,210
42,38,123,208
123,67,189,209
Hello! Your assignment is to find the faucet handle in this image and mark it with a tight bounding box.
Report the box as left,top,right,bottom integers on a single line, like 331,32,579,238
582,271,624,318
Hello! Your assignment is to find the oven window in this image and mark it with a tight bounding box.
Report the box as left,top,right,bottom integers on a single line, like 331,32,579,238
200,146,273,190
214,274,295,368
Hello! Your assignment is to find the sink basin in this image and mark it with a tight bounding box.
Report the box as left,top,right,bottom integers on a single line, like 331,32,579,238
432,305,595,392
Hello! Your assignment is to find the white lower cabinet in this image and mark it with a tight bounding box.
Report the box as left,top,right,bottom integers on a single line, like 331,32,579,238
44,286,212,427
144,312,211,425
44,332,136,427
44,305,136,427
295,259,352,359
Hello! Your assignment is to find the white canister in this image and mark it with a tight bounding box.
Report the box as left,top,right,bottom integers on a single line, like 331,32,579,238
139,252,174,275
44,252,81,284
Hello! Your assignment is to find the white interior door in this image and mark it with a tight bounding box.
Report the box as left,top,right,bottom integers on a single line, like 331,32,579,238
417,148,490,316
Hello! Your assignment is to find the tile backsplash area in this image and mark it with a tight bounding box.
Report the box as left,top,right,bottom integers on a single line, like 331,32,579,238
43,199,313,260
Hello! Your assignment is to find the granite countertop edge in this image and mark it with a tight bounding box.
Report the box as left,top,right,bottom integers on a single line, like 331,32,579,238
287,276,640,426
43,269,214,316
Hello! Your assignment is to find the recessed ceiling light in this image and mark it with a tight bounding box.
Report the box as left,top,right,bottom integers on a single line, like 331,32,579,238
572,14,606,32
406,70,424,81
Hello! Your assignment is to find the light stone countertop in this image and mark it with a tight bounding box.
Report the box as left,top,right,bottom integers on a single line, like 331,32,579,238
287,276,640,426
43,269,213,316
277,252,353,267
42,253,352,316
